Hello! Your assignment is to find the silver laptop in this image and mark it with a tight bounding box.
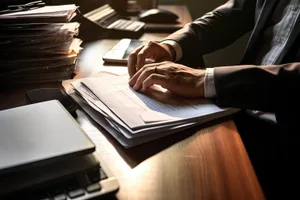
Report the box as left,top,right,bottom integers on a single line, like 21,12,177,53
0,100,118,199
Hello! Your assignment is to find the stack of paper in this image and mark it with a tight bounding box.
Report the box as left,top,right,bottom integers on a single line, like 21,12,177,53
63,75,239,148
0,5,78,23
0,5,82,84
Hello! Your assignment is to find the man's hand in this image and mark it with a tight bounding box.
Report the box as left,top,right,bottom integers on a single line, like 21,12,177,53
127,41,175,77
129,61,205,98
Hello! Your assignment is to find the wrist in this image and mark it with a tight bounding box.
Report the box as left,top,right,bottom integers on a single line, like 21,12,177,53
195,69,205,97
161,43,176,62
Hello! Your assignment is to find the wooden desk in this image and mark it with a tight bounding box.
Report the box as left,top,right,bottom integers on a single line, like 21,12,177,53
74,39,266,200
0,40,265,200
0,5,265,200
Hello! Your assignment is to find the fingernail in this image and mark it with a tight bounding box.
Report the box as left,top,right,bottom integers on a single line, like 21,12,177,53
129,76,137,85
133,85,138,90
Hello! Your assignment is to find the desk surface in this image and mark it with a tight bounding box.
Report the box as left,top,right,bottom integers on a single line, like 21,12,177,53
0,5,265,200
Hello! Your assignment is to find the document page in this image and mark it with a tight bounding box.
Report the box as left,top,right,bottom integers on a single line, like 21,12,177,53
71,81,198,135
82,76,230,129
0,5,77,17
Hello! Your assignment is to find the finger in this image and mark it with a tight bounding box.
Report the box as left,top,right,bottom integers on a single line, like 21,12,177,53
141,74,168,92
129,64,150,86
127,54,137,77
129,61,168,86
129,61,171,86
141,61,164,69
136,43,154,71
132,66,156,91
127,45,144,77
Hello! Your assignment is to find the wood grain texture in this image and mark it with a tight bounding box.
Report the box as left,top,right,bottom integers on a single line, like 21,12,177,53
77,110,265,200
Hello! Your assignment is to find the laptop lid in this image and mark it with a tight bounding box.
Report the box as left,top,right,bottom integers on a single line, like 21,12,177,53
0,100,95,176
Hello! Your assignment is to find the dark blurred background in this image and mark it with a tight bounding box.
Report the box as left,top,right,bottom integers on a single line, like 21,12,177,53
0,0,249,69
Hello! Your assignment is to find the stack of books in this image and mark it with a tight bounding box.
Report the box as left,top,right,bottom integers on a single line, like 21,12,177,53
0,4,82,84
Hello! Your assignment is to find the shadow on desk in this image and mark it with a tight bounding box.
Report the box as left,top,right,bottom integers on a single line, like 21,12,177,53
82,109,235,168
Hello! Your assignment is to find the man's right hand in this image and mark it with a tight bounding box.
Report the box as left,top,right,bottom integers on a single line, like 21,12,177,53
127,41,175,77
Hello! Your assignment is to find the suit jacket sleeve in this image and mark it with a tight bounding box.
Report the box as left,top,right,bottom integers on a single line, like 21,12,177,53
165,0,256,67
214,63,300,114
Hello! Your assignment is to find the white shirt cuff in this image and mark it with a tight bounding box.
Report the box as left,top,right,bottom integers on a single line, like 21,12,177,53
160,40,183,62
204,68,217,98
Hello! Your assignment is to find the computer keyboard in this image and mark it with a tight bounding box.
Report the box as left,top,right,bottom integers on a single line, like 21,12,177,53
96,13,120,27
81,4,145,39
4,165,118,200
107,19,144,31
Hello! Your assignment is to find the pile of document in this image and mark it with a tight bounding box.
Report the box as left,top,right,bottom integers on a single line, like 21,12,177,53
0,5,82,84
63,74,239,148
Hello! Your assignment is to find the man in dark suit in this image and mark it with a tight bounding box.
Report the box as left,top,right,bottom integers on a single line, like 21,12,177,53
128,0,300,199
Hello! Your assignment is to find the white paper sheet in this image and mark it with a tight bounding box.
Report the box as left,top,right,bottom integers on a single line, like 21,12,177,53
62,74,239,147
71,94,198,147
81,76,233,129
71,82,199,135
1,5,77,17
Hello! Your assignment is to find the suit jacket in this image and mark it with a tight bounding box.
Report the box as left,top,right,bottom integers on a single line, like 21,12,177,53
166,0,300,133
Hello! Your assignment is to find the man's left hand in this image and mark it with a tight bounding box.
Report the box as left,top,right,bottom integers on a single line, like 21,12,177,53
129,61,205,98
